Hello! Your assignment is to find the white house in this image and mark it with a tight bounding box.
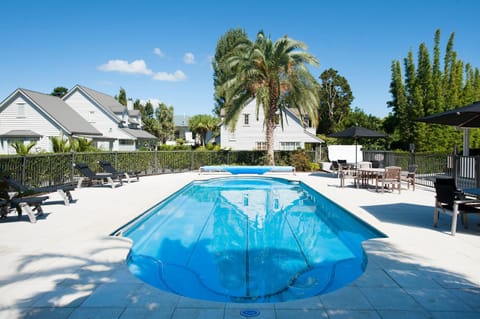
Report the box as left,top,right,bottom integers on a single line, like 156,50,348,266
220,100,323,150
63,85,156,151
0,88,102,154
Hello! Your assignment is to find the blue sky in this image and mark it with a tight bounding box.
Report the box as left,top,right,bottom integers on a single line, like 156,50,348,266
1,0,479,118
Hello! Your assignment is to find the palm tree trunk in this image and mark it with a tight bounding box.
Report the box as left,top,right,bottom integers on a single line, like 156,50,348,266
266,116,276,165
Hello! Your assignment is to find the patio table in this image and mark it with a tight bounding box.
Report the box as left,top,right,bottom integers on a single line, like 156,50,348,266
356,167,385,191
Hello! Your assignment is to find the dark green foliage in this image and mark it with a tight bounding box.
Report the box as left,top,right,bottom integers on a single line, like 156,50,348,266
51,86,68,98
115,87,127,106
156,103,175,144
189,114,219,146
317,68,354,135
212,28,249,116
387,29,480,153
289,149,311,172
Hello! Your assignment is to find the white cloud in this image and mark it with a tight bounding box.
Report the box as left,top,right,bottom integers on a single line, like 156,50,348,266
153,48,164,57
183,52,196,64
153,70,187,82
98,59,153,75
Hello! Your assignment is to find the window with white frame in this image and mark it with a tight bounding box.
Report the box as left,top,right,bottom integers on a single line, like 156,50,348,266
280,142,301,151
256,142,267,150
16,102,26,118
243,113,250,126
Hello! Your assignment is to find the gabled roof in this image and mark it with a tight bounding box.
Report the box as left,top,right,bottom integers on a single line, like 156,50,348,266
64,85,124,123
121,128,157,140
2,89,102,136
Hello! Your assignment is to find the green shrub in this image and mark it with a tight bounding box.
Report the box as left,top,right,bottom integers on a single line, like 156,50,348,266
289,149,311,172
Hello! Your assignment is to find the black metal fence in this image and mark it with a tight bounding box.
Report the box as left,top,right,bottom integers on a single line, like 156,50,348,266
0,150,317,187
363,150,480,189
3,149,479,190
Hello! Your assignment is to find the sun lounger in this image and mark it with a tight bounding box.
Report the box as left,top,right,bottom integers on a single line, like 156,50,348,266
98,161,140,183
3,176,74,205
1,177,49,223
74,163,121,189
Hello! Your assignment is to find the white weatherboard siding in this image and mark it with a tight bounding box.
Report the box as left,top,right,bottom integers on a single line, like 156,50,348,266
0,96,62,154
64,91,134,151
220,101,321,150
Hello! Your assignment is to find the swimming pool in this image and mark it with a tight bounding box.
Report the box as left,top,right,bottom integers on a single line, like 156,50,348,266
119,177,385,303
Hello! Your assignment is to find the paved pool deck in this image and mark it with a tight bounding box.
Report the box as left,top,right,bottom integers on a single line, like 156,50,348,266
0,172,479,319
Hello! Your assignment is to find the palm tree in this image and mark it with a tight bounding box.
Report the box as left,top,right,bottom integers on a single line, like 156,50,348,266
189,114,218,146
221,31,319,165
11,141,37,155
50,136,71,153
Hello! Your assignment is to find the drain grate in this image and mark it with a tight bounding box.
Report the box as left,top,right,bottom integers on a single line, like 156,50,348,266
240,309,260,317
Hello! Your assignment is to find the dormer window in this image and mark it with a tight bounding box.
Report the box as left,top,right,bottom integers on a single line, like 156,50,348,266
16,102,26,118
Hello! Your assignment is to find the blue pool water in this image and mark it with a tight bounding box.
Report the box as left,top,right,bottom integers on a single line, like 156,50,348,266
119,177,385,303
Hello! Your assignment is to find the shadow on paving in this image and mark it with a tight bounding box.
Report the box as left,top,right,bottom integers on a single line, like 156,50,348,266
0,235,479,318
361,202,480,235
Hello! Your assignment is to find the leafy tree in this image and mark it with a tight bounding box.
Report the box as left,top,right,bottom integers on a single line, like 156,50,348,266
212,28,249,116
142,118,159,137
387,29,480,152
11,141,37,155
115,87,127,106
189,114,218,146
144,101,154,119
220,31,319,165
317,68,353,134
51,87,68,98
155,103,174,144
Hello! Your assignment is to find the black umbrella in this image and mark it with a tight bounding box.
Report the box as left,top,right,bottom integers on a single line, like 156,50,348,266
417,101,480,127
328,126,387,165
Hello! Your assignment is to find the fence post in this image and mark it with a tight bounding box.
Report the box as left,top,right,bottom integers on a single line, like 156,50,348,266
70,151,75,184
476,156,480,188
21,156,26,185
452,154,458,183
154,147,158,174
191,151,194,171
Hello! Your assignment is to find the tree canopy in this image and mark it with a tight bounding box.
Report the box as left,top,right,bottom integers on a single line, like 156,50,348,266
51,87,68,98
317,68,354,135
386,29,480,152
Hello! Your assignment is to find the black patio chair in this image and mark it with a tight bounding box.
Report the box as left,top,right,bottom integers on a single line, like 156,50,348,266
433,177,480,235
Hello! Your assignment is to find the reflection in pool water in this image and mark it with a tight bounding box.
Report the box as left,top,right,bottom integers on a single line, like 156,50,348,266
119,177,385,303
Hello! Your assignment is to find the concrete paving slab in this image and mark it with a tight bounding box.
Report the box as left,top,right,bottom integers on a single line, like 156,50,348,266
0,172,479,318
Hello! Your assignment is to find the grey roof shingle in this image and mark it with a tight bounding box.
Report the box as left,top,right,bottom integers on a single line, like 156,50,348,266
20,89,102,136
73,85,125,121
121,128,157,139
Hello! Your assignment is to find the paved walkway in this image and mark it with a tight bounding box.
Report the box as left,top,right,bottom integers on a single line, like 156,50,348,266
0,172,479,319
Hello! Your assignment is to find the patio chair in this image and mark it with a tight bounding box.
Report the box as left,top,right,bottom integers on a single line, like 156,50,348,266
98,161,140,183
433,177,480,235
3,175,75,205
74,163,121,189
1,178,48,223
380,166,401,193
401,164,417,191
